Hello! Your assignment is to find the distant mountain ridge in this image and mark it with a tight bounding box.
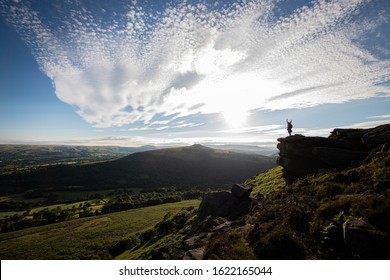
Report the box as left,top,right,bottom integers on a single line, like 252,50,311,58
0,144,277,193
204,144,278,156
0,144,158,174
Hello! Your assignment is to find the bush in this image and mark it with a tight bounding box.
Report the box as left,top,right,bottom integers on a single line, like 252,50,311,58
205,232,256,260
288,208,309,232
139,228,157,244
253,228,304,259
109,235,140,257
316,183,343,199
316,198,353,222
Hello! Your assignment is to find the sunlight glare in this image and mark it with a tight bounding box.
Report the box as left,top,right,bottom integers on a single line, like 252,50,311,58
221,107,249,128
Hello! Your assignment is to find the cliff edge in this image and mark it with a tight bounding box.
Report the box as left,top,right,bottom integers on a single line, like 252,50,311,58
277,124,390,180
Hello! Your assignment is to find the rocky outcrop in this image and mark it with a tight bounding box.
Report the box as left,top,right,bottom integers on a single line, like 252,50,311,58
343,220,390,259
180,217,233,260
231,183,253,198
277,124,390,179
194,184,255,225
179,184,255,259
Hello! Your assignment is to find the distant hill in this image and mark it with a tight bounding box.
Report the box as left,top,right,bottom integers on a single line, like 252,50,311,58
205,144,278,156
0,144,277,193
0,144,157,174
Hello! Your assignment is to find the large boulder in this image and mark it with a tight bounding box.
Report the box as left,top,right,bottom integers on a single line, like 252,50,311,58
194,191,255,224
343,220,390,259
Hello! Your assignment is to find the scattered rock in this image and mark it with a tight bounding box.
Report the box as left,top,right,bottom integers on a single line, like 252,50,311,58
179,217,232,260
179,184,256,260
343,220,390,259
183,247,206,260
191,217,231,236
151,246,170,260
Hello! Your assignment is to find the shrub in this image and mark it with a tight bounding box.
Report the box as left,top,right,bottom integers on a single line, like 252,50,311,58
316,183,343,199
253,228,304,259
139,228,157,244
109,235,140,257
205,232,256,260
319,211,356,259
316,197,353,222
288,208,309,232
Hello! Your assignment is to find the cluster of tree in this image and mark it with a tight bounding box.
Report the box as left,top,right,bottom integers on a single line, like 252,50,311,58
0,187,214,233
108,207,197,259
43,192,105,204
54,206,198,260
0,187,208,233
0,201,31,211
0,202,94,233
101,188,206,214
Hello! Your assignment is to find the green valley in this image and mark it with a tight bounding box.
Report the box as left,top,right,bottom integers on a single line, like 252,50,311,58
0,200,200,259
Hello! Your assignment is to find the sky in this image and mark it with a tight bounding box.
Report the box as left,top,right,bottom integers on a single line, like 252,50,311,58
0,0,389,150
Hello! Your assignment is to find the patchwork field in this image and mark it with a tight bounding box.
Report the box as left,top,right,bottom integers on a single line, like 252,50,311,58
0,199,200,259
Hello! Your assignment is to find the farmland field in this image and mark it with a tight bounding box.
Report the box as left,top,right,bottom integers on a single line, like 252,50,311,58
0,199,200,259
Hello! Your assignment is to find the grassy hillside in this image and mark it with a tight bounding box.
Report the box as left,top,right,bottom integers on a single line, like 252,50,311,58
0,200,200,259
0,144,276,193
116,206,198,260
202,149,390,259
2,149,388,260
246,166,286,197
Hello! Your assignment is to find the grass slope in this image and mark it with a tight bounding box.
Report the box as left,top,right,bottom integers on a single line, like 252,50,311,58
204,149,390,259
245,166,286,197
116,207,198,260
0,200,200,259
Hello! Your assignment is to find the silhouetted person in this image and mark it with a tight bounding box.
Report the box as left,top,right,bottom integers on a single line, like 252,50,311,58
286,119,293,136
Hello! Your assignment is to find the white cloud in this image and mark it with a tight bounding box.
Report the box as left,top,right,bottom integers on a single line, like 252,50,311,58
218,124,284,134
342,119,390,129
368,114,390,119
1,0,389,128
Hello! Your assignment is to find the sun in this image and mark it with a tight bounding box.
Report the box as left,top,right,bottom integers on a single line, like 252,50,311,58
221,108,249,128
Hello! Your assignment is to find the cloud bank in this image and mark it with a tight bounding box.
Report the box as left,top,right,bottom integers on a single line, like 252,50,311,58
1,0,389,128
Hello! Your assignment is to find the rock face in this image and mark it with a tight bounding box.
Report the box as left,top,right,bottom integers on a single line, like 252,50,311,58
195,184,255,224
343,220,390,259
277,124,390,179
231,183,253,199
179,184,255,259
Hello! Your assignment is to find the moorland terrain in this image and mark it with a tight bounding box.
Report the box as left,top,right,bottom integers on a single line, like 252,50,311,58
0,124,389,259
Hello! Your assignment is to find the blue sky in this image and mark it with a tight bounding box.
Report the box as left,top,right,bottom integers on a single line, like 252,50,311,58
0,0,389,148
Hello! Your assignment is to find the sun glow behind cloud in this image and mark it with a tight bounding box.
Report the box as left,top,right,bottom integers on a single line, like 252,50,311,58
1,0,389,129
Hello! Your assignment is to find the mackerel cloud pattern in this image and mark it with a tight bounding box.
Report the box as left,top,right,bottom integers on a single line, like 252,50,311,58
1,0,389,128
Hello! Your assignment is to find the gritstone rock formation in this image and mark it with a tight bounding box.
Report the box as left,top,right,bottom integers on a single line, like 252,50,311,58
194,184,255,225
179,184,255,259
277,124,390,180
